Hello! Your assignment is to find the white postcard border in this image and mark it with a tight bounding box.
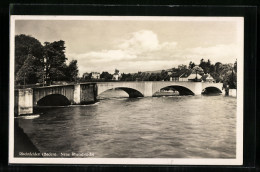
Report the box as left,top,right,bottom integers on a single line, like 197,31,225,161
9,15,244,165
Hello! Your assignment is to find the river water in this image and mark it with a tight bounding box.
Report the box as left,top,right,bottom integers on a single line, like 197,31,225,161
17,89,236,158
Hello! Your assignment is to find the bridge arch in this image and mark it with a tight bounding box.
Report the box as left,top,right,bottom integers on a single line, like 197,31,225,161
98,87,144,98
201,82,223,95
202,86,222,94
37,94,71,106
33,85,75,106
152,85,195,96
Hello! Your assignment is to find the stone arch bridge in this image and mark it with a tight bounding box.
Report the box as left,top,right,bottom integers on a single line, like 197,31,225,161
97,81,223,97
15,81,223,115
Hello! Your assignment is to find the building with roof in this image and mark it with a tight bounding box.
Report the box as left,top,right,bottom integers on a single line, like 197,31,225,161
82,72,90,79
186,73,203,82
91,72,100,79
82,72,101,80
171,69,190,81
201,73,215,83
179,69,193,81
178,69,203,82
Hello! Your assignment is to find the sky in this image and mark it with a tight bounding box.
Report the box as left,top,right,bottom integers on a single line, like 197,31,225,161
15,16,243,75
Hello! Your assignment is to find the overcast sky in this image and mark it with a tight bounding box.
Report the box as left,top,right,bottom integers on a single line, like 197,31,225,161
15,16,243,75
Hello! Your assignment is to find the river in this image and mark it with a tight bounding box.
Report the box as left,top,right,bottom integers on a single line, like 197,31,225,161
17,89,236,158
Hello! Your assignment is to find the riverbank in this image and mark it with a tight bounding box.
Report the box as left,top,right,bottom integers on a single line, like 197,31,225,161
14,120,42,157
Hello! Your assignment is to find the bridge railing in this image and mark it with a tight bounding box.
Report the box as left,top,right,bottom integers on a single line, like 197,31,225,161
15,84,45,89
15,83,75,90
15,81,223,89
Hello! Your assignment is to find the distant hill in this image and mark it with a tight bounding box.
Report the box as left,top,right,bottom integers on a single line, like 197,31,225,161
143,69,162,73
144,68,172,73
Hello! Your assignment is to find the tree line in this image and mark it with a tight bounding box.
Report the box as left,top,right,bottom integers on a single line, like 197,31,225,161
189,59,237,88
15,34,79,85
82,58,237,89
96,59,237,89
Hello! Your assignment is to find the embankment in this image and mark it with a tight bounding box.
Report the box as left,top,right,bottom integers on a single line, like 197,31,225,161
14,120,42,157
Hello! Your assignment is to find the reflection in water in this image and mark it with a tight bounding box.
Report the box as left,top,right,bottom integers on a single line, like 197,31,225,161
18,89,236,158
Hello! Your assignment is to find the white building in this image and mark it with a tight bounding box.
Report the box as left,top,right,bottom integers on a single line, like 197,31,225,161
91,72,100,79
112,69,121,81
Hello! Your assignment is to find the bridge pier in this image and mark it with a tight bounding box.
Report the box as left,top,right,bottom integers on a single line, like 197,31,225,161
193,82,203,95
143,82,153,97
73,84,81,104
15,88,33,116
80,84,97,104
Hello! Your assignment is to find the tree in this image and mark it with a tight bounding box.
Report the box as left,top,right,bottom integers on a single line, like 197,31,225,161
149,73,157,81
188,61,195,69
120,73,127,81
192,66,204,81
16,54,38,84
15,35,80,85
199,58,212,74
66,60,79,81
223,71,237,89
141,72,151,81
15,34,44,84
234,59,237,73
160,70,170,81
199,58,205,70
214,62,222,73
221,61,237,88
209,64,215,74
100,71,113,81
43,40,67,84
178,64,187,70
211,62,222,82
